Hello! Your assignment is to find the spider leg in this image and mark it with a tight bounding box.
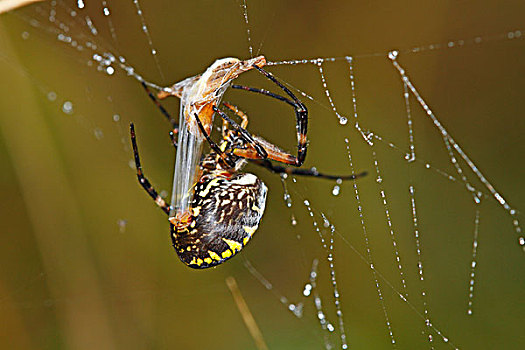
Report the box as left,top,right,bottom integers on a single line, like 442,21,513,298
193,113,236,168
253,159,368,181
222,102,249,129
129,123,170,215
216,103,301,165
212,105,268,159
231,85,297,108
140,81,179,147
230,84,296,107
232,65,308,166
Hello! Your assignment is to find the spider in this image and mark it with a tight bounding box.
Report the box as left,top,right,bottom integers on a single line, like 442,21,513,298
130,61,366,269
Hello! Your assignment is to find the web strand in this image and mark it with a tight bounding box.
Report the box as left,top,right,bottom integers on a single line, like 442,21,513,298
466,209,481,316
132,0,164,80
389,50,523,248
239,0,253,58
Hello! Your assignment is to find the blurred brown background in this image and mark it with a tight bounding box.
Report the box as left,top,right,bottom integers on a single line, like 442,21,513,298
0,1,524,349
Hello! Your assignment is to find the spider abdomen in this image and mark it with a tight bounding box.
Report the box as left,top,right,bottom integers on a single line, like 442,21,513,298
171,173,268,269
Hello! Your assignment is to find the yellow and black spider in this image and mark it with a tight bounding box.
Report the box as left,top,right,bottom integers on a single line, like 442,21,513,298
130,63,365,269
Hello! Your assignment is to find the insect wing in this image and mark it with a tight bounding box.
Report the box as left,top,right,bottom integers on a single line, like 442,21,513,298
169,87,205,218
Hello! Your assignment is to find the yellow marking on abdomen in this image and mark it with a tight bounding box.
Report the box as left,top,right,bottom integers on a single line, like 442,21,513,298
208,251,222,261
222,238,242,252
221,249,233,259
199,178,220,197
243,225,257,236
192,206,201,216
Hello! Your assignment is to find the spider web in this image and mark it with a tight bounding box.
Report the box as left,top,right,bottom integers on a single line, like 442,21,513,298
0,1,524,349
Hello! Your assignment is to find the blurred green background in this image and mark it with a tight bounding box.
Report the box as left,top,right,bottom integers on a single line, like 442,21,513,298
0,1,524,349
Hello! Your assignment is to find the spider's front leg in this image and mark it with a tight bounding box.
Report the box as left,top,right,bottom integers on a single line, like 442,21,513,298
129,123,171,215
253,159,368,181
140,81,180,148
214,103,305,167
232,65,309,166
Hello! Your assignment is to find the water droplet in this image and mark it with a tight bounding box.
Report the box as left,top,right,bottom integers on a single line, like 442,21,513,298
388,50,399,60
47,91,57,101
94,128,104,139
106,66,115,75
21,31,29,40
291,215,297,226
303,283,312,296
77,0,85,9
290,302,303,317
103,7,110,16
283,193,292,207
113,114,120,122
332,185,340,196
62,101,73,115
339,116,348,125
117,219,127,233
